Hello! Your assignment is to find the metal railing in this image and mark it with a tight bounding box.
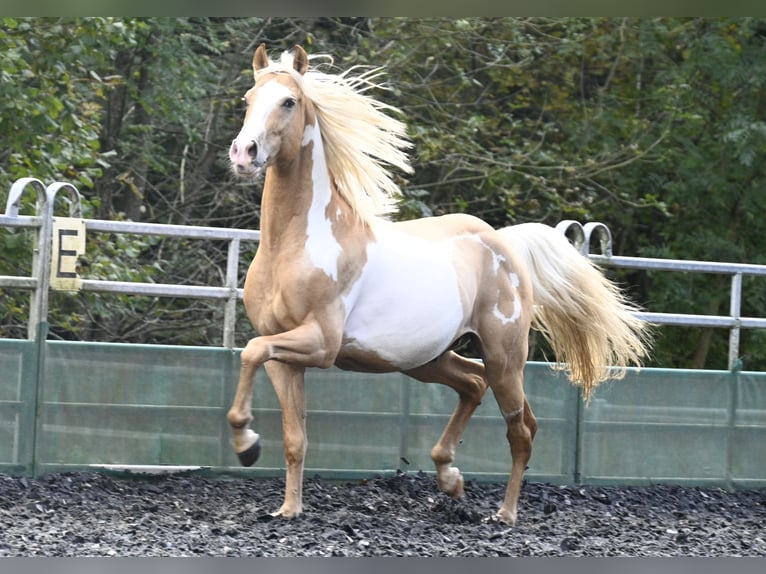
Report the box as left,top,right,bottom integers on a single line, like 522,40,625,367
555,220,766,369
1,177,260,348
3,179,766,367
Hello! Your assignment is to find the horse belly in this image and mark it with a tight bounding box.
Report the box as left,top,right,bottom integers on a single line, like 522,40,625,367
340,241,467,371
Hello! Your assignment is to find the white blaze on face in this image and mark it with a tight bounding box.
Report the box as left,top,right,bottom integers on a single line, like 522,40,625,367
230,81,295,168
303,123,342,281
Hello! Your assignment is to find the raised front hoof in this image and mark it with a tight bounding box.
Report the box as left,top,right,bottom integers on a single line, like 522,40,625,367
236,438,262,467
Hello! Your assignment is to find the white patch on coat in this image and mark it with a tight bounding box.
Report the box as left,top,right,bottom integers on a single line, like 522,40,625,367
342,225,466,370
492,252,506,273
464,234,506,273
493,271,523,324
304,122,342,281
301,124,314,146
464,236,522,325
501,406,523,421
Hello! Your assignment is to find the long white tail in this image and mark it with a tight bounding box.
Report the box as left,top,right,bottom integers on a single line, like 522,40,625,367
499,223,652,401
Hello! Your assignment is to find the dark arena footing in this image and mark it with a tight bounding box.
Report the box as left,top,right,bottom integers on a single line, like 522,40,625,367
0,471,764,556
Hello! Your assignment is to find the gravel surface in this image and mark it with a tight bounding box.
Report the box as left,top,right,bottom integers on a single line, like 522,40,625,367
0,471,764,556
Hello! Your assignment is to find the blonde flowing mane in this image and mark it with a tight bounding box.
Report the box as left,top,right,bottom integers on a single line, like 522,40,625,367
257,50,413,224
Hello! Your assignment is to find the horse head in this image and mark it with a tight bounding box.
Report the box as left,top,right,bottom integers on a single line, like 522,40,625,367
229,44,313,178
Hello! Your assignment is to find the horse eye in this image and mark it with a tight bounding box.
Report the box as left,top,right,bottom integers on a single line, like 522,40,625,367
283,98,296,109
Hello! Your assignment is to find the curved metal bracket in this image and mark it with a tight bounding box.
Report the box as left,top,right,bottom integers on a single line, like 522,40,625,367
583,222,613,257
45,181,83,218
555,220,586,254
5,177,47,217
4,178,83,219
555,220,614,257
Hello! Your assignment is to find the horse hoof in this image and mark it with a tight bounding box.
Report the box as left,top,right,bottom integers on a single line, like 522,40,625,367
437,466,464,498
490,508,517,526
271,504,303,519
237,437,261,467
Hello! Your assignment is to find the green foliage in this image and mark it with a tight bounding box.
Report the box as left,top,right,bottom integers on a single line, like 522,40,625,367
1,18,103,196
2,17,766,369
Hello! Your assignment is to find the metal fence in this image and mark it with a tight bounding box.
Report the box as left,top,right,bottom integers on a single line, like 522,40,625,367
554,219,766,370
1,177,260,347
2,178,765,487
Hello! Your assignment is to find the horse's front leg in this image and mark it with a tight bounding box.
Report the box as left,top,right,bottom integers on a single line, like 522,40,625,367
226,321,339,518
227,338,267,466
264,361,307,518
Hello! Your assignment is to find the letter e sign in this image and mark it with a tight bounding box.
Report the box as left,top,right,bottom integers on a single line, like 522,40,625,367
50,217,86,291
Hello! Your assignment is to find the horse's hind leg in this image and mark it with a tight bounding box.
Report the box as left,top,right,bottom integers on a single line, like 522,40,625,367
484,354,536,525
405,351,488,499
524,396,537,442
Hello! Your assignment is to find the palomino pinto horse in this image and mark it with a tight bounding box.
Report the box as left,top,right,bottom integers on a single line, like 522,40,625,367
227,44,651,525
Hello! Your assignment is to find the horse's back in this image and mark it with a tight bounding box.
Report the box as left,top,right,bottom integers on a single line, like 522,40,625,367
389,213,493,239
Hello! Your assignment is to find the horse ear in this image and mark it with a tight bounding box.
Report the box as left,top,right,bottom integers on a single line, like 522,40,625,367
293,45,309,75
253,43,269,73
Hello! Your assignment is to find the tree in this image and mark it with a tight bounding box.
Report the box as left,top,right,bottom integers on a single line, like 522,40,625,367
363,17,766,369
2,17,766,369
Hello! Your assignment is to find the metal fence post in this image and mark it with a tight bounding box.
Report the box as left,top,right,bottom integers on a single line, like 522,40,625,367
728,272,743,371
725,359,742,490
31,182,83,476
726,273,744,490
5,178,48,341
398,377,412,472
223,237,241,349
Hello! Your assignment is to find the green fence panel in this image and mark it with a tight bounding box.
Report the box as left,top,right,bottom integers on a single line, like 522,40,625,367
37,341,410,476
0,339,37,474
254,367,407,476
298,362,580,483
731,370,766,487
2,338,763,487
39,341,240,472
578,368,733,486
306,369,407,474
521,364,580,483
33,342,580,482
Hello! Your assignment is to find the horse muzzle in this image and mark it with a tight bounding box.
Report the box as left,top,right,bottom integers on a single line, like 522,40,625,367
230,138,269,177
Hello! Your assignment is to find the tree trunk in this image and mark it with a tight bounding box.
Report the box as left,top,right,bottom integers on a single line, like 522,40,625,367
691,296,722,369
96,51,131,219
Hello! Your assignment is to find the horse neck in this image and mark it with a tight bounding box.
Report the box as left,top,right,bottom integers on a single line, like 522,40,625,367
258,122,359,250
